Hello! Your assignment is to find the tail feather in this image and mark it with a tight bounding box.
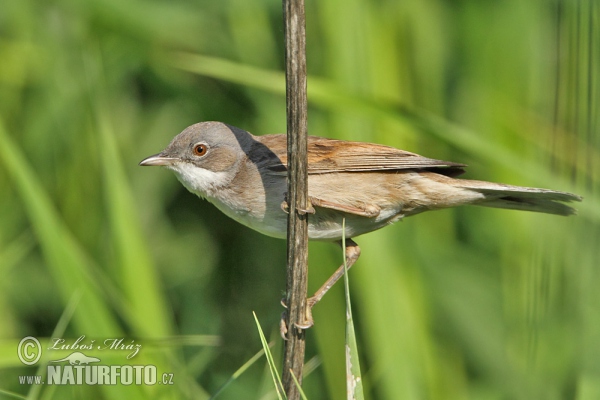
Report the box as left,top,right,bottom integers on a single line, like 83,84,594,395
455,180,582,216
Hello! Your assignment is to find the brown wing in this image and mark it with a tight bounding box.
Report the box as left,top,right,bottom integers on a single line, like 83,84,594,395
255,134,466,176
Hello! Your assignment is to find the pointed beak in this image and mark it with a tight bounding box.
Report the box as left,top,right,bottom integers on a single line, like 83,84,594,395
139,154,178,166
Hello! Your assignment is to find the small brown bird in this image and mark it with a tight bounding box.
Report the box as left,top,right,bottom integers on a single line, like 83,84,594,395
140,121,582,327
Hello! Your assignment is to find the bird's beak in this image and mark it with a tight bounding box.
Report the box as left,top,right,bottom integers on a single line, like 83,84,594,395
139,154,178,166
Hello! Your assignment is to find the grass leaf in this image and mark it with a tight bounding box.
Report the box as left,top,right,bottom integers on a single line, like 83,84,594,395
342,219,364,400
253,312,286,400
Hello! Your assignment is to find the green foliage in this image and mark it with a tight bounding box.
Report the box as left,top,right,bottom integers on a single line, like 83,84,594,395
342,219,364,400
252,312,286,400
0,0,598,399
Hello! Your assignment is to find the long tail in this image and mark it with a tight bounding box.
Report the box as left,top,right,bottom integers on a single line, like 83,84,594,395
454,179,582,216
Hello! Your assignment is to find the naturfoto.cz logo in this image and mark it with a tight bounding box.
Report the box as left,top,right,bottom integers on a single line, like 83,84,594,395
17,336,174,386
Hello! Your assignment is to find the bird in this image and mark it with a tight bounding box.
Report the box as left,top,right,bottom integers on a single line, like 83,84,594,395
140,121,582,328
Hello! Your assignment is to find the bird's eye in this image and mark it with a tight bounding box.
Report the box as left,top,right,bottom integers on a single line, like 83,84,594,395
193,143,208,157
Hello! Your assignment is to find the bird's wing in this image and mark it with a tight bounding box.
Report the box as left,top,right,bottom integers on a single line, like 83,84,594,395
255,134,465,176
308,195,381,217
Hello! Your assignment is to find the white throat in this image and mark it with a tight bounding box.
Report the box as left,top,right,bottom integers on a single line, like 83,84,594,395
167,162,231,198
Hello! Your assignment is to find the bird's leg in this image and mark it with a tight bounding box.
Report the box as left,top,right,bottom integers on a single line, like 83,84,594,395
294,239,361,329
280,239,360,337
280,239,361,337
311,239,361,305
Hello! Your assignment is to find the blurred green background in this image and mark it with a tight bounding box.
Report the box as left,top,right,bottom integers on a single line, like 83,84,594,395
0,0,598,399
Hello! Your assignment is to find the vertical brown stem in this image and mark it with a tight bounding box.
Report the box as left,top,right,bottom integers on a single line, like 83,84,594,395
282,0,309,398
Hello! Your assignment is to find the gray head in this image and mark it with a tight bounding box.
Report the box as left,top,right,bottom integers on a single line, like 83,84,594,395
139,121,255,197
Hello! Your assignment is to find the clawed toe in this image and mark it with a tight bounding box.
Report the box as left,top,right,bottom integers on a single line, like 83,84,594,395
279,297,315,338
280,311,288,340
294,316,314,330
280,194,315,215
298,204,316,215
294,304,314,330
293,296,317,329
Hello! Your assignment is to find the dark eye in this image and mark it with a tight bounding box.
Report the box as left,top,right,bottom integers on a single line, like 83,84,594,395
193,143,208,156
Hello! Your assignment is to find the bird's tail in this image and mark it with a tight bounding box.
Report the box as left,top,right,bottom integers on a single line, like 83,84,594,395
453,179,582,216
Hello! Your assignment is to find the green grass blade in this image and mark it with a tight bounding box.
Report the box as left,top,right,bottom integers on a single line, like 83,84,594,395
0,388,26,400
210,346,267,399
288,369,308,400
0,231,34,277
253,312,286,400
0,118,151,400
30,291,81,400
342,219,364,400
0,119,120,336
96,101,173,338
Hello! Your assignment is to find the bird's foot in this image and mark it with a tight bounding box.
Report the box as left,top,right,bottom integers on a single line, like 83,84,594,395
280,194,315,215
279,297,316,339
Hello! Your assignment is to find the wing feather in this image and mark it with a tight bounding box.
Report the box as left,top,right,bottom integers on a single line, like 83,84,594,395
255,134,465,176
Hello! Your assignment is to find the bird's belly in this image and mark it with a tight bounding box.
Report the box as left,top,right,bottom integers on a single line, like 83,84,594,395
307,207,401,241
206,196,288,239
207,192,402,241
